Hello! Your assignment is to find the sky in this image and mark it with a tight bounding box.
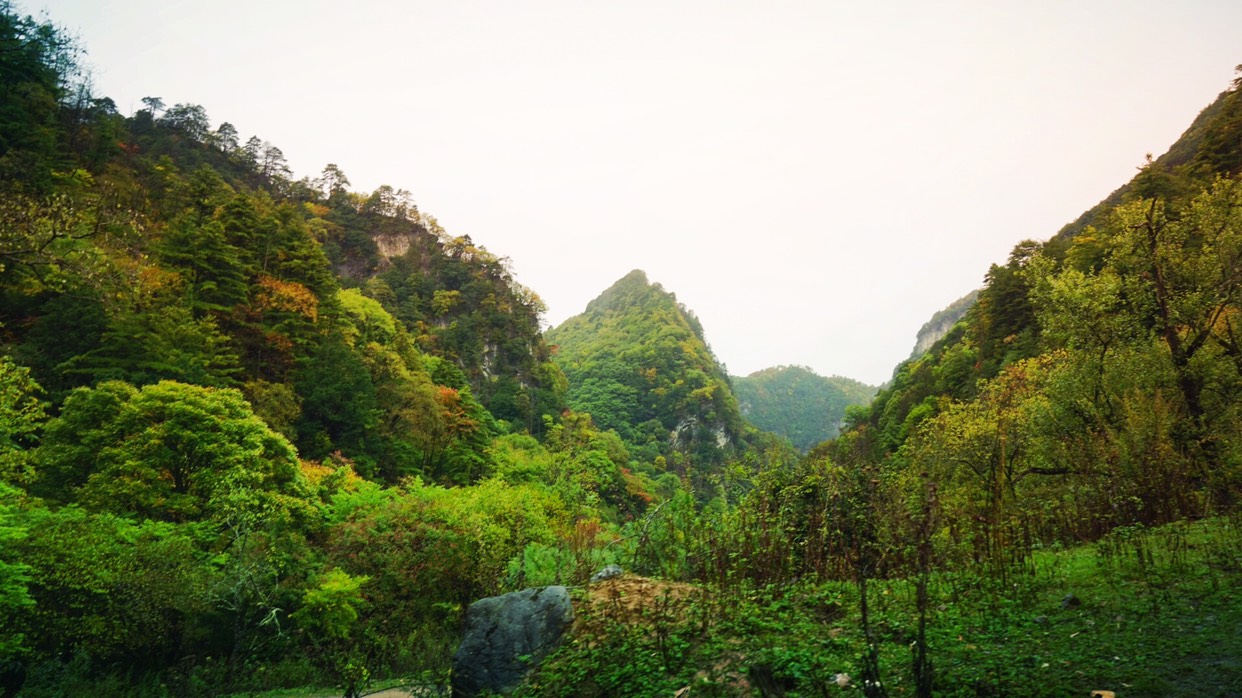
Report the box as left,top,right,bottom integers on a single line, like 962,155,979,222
36,0,1242,386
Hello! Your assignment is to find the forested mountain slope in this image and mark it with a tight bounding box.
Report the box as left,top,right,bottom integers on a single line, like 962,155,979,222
732,366,875,452
842,70,1242,535
0,7,654,692
545,270,748,471
1053,81,1241,241
0,31,566,482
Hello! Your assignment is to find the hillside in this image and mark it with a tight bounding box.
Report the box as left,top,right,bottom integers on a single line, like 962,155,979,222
732,366,875,451
1052,81,1240,242
0,50,566,481
0,7,654,693
545,270,747,470
860,77,1242,460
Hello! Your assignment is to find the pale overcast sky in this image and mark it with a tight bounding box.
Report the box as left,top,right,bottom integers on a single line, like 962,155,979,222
38,0,1242,385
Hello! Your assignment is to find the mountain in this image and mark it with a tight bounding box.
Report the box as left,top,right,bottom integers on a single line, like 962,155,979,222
732,366,876,452
545,270,746,469
0,19,565,482
321,204,566,434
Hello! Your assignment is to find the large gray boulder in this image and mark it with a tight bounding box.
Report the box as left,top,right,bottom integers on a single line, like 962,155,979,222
451,585,574,697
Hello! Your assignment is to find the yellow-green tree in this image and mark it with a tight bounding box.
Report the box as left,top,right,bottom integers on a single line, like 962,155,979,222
35,380,308,523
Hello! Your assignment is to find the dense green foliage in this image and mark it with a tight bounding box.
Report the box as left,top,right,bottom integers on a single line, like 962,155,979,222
0,2,565,481
732,366,875,451
0,5,591,693
1,4,1240,696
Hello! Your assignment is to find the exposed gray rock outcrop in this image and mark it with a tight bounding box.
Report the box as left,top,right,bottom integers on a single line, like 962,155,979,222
451,586,574,697
908,289,979,361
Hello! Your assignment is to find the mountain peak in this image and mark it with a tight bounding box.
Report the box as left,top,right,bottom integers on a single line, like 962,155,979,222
547,272,744,472
618,268,649,284
584,269,662,314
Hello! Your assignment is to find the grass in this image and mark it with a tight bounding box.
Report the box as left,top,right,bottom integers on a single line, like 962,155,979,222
522,517,1242,697
218,674,445,698
241,518,1241,697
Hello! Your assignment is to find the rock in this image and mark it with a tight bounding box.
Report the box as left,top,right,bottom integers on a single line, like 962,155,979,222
451,586,574,697
1061,593,1081,609
1034,615,1049,625
590,564,624,583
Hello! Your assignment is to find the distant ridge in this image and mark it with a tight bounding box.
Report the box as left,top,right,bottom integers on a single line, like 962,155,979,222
733,366,876,452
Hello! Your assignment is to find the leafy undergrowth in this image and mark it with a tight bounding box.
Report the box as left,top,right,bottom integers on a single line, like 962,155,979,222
216,673,446,698
521,517,1242,697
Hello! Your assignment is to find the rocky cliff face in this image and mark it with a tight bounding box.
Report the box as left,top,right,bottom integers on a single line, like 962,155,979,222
372,232,413,260
908,289,978,360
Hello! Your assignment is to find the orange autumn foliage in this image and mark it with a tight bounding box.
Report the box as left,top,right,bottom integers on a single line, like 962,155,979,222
255,275,318,321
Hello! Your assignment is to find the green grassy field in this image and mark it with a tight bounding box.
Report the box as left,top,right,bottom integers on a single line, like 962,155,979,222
234,517,1241,698
524,517,1242,697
